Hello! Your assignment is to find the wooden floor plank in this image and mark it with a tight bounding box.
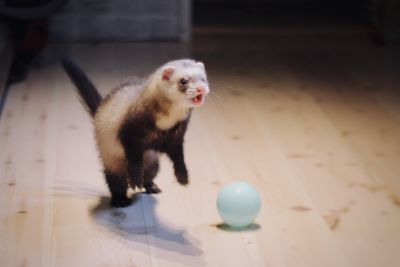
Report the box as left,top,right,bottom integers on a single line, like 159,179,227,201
0,65,59,267
276,46,400,267
1,38,400,267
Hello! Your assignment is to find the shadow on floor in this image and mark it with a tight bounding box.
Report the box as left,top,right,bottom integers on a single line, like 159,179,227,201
90,193,204,266
212,223,261,232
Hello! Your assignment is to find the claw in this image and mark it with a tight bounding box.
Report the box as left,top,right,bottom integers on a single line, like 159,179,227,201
144,183,162,194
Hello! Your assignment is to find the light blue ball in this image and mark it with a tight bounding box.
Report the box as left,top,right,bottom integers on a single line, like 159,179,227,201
217,181,261,228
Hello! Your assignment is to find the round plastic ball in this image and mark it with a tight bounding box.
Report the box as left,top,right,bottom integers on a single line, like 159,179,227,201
216,181,261,228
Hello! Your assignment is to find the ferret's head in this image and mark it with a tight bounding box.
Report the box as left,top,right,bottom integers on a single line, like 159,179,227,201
157,59,210,108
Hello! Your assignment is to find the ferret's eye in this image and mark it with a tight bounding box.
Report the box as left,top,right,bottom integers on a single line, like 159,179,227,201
179,78,188,85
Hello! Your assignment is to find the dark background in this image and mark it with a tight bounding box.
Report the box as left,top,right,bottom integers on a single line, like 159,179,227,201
193,0,371,28
0,0,399,94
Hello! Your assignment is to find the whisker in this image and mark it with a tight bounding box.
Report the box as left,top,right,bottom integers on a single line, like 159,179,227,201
209,91,223,102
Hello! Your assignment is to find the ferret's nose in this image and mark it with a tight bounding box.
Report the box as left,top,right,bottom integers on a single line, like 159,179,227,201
196,86,205,94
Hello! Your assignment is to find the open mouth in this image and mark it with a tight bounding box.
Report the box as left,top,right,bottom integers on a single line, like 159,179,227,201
190,94,204,105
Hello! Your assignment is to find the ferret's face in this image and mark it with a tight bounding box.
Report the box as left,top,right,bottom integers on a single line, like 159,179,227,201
160,60,210,108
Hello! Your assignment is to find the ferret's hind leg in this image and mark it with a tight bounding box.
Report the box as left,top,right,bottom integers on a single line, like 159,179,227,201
143,150,161,194
104,170,132,207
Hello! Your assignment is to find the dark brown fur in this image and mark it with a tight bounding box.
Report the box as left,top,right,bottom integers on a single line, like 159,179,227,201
62,59,203,208
103,107,192,207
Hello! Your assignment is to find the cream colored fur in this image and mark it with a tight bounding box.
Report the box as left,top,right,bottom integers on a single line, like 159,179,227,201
94,84,141,175
93,59,209,176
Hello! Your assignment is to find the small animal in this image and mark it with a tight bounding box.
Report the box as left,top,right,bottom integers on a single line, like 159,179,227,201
61,58,210,207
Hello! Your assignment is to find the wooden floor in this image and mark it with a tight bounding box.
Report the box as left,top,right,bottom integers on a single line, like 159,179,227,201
1,35,400,267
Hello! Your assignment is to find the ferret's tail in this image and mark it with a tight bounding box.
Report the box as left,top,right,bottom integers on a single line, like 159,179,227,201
61,57,102,116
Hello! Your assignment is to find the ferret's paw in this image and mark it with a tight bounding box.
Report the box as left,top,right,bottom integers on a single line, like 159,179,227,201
129,177,143,190
144,183,162,194
179,180,189,186
110,196,132,208
128,181,143,191
176,171,189,185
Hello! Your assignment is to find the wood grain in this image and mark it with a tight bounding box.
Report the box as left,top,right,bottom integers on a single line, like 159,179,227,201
1,37,399,266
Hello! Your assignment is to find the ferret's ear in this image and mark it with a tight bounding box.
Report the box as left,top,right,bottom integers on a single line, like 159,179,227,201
197,62,205,69
162,66,175,81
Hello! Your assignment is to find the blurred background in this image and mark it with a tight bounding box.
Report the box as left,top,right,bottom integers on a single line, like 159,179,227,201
0,0,399,93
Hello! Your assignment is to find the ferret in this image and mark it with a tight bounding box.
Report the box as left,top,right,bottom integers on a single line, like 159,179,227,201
61,58,210,207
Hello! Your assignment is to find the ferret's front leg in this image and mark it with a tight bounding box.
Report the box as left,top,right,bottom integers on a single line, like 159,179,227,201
166,140,189,185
